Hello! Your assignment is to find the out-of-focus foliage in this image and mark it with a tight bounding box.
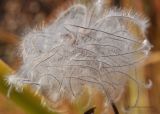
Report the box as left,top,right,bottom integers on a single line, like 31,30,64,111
0,0,72,34
0,60,59,114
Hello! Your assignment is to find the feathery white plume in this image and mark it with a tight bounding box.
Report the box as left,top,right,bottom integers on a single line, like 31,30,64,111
7,4,152,104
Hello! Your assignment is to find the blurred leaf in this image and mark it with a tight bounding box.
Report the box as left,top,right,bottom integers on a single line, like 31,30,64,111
0,59,58,114
145,52,160,64
0,30,19,44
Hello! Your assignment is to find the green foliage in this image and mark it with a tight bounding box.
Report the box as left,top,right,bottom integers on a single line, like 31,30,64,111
0,60,58,114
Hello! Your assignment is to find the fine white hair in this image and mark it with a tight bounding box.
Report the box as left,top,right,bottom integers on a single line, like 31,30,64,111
7,4,152,105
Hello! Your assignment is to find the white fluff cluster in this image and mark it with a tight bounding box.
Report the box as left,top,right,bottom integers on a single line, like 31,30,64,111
8,4,152,103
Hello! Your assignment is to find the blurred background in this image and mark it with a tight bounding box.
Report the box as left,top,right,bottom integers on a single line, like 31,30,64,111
0,0,159,114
